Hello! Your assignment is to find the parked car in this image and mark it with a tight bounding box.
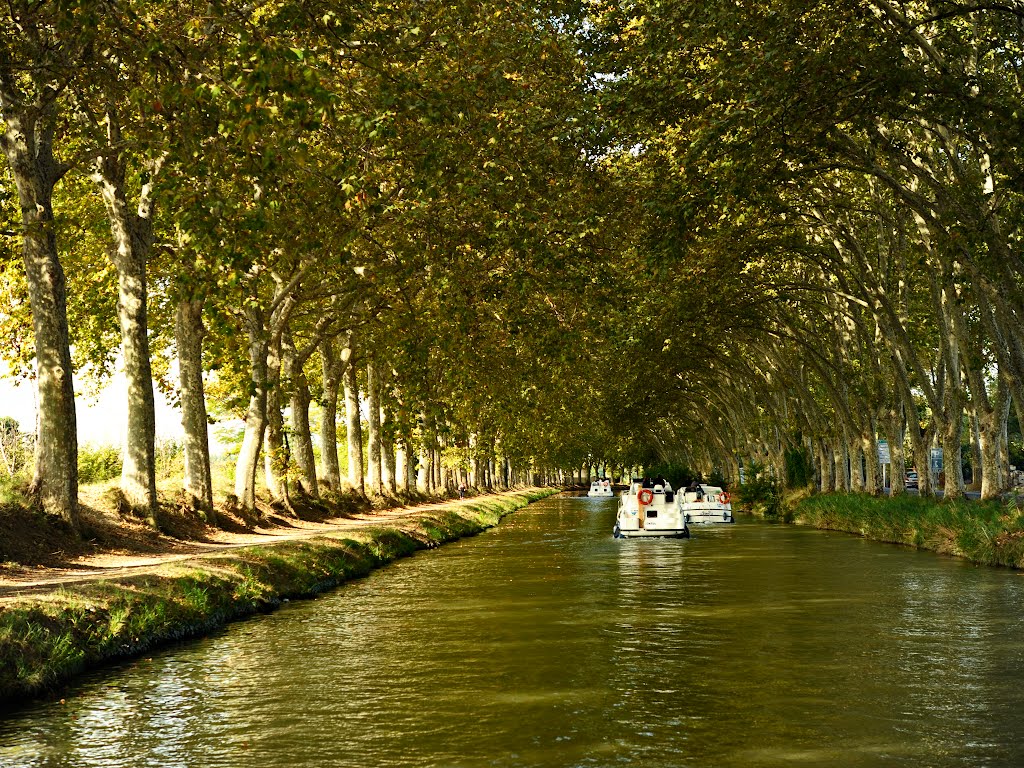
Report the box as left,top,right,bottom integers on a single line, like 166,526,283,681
905,469,919,489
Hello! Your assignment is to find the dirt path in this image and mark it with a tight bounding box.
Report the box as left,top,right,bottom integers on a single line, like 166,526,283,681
0,497,483,600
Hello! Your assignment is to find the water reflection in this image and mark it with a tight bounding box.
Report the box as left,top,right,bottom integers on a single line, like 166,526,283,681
4,498,1024,766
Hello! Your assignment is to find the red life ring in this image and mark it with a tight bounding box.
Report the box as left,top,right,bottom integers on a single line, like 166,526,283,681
637,488,655,505
719,491,731,504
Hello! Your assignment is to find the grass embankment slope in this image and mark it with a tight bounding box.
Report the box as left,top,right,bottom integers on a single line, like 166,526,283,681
0,488,556,709
782,491,1024,568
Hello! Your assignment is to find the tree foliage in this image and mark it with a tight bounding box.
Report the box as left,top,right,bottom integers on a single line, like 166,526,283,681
1,0,1022,517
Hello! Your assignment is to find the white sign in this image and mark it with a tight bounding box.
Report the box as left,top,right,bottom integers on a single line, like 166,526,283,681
877,439,890,464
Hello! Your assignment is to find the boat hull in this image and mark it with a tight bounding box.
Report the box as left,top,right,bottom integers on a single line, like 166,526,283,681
682,508,734,525
678,484,733,524
613,523,689,539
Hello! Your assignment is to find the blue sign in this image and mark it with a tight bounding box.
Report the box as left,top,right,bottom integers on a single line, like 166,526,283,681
929,447,943,472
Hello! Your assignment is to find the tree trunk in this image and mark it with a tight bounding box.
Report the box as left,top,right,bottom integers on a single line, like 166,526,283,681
396,440,409,492
366,359,382,495
977,382,1011,500
381,405,396,494
969,411,983,490
0,106,78,523
882,411,906,497
441,438,452,490
817,439,832,493
290,374,318,498
284,335,318,499
940,393,967,499
402,439,414,493
417,418,430,493
861,421,882,496
848,434,864,493
470,432,480,487
263,335,289,507
234,310,269,511
833,439,849,492
914,426,934,498
92,145,161,515
175,295,213,515
344,354,364,494
318,337,348,491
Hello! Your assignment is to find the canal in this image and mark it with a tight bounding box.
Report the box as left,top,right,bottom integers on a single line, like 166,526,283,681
4,494,1024,766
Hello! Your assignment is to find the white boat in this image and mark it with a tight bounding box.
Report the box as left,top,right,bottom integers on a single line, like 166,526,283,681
678,484,734,524
587,479,614,497
613,478,690,538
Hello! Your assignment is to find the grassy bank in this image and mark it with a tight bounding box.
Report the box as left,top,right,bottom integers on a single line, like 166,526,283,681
0,489,556,709
789,492,1024,567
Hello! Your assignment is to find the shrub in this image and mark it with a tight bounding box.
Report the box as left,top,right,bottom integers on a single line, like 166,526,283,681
642,461,692,490
155,439,185,479
738,461,782,517
708,469,728,489
0,417,32,478
78,445,122,485
784,445,814,489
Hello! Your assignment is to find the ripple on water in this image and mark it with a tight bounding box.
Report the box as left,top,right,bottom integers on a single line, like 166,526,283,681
5,498,1024,767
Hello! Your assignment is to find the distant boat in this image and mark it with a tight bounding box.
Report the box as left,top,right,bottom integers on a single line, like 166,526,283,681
613,478,690,538
587,479,613,497
678,484,734,525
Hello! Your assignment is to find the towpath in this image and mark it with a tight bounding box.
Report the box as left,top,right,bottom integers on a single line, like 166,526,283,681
0,495,506,600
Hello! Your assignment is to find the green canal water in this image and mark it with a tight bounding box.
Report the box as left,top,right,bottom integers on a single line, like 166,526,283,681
5,494,1024,766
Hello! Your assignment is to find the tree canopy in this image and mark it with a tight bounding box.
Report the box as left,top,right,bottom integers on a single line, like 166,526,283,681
2,0,1022,522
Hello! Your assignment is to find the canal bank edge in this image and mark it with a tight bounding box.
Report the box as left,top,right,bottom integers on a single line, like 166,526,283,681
769,491,1024,569
0,488,558,710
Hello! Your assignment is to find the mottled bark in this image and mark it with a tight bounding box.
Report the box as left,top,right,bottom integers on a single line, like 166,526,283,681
940,417,966,498
417,412,433,493
175,296,213,514
833,439,849,492
381,405,396,494
284,334,317,498
290,371,318,498
365,359,382,495
398,439,413,493
469,432,480,487
977,385,1011,500
318,337,349,490
234,309,269,510
440,436,451,490
847,433,864,493
233,270,305,511
0,102,78,522
263,335,288,505
861,420,882,496
818,439,834,493
344,354,364,493
92,145,161,514
882,411,906,496
969,412,983,490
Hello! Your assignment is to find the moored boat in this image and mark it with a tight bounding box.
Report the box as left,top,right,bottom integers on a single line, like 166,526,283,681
587,479,614,497
678,484,734,524
613,478,690,538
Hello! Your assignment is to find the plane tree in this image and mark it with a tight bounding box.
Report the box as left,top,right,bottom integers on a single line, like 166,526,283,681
0,1,103,522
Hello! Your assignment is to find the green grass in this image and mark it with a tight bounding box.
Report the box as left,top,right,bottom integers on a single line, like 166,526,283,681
0,488,558,708
791,492,1024,567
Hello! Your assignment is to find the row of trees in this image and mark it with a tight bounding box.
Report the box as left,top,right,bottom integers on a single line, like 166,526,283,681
588,0,1024,500
3,0,1022,530
0,0,635,527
